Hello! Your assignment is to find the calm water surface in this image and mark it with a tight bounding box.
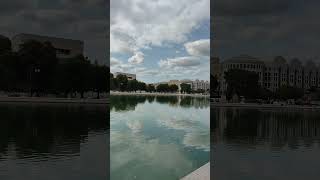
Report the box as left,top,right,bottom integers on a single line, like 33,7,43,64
110,95,210,180
212,107,320,180
0,103,108,180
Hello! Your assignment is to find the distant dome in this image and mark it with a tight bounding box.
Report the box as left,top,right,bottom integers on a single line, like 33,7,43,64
224,55,264,64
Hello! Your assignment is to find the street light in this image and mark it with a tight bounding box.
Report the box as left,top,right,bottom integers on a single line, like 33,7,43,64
29,67,41,97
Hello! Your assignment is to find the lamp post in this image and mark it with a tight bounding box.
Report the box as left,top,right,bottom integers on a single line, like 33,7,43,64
30,66,40,97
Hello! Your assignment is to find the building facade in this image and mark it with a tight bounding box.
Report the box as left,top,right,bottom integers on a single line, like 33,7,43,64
12,33,84,59
214,55,320,93
114,72,136,80
191,79,210,91
153,79,209,92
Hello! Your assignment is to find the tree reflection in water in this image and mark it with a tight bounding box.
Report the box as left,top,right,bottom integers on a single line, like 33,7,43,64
110,95,209,112
0,104,108,161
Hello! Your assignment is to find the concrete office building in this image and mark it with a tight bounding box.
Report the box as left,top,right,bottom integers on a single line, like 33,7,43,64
114,72,136,80
12,33,84,59
213,54,320,93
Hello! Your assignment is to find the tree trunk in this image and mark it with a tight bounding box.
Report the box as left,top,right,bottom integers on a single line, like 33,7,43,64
97,91,100,99
64,91,69,98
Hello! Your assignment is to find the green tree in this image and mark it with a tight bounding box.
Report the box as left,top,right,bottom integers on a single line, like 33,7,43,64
276,85,304,100
137,82,146,91
18,40,58,96
110,73,115,90
259,88,274,100
211,74,218,92
169,84,178,92
127,79,139,92
0,51,19,92
146,84,155,92
116,74,128,91
156,84,170,92
54,55,90,98
180,83,191,93
0,35,11,53
91,64,108,99
0,38,109,98
224,69,260,100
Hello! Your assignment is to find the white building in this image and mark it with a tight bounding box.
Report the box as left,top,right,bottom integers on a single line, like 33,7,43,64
192,79,210,91
11,33,84,59
214,54,320,93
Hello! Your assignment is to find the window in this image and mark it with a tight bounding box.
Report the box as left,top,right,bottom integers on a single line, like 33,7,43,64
55,48,71,55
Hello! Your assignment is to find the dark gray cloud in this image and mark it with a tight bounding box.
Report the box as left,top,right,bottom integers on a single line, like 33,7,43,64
0,0,108,64
212,0,320,63
214,0,292,16
0,1,35,15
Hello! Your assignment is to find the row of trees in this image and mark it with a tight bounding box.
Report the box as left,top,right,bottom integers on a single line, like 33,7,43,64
110,73,194,93
156,84,178,92
110,74,149,92
0,35,108,98
218,69,312,101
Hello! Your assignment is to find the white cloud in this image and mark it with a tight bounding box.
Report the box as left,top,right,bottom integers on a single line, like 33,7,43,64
136,68,159,76
184,39,210,57
110,0,210,82
110,57,135,73
126,120,143,133
158,56,201,68
110,57,121,66
110,0,210,53
128,51,144,64
110,32,137,53
183,131,210,151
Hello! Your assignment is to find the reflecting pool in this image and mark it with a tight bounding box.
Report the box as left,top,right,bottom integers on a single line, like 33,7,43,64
0,103,108,180
212,107,320,180
110,95,210,180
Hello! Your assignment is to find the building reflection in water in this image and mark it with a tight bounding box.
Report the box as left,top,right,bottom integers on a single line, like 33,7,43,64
212,108,320,145
211,107,320,180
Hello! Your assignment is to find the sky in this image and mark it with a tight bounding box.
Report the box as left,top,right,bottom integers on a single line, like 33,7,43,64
110,0,210,84
0,0,107,64
212,0,320,63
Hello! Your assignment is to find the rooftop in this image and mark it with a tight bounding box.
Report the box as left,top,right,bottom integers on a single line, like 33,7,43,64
12,33,83,44
223,55,264,64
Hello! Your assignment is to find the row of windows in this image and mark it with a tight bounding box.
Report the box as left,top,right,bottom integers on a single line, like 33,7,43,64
262,79,320,89
226,65,320,76
225,63,263,69
264,77,320,83
55,48,71,55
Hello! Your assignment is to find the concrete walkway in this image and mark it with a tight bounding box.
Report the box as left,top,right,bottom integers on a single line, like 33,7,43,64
181,163,210,180
0,97,108,104
110,91,209,98
212,102,320,109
